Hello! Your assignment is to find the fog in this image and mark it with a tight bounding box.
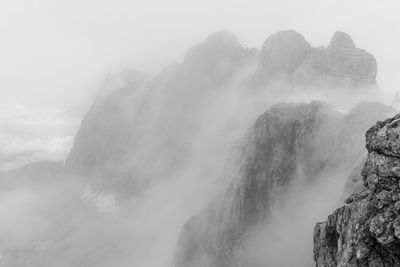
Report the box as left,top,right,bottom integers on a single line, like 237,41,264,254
1,1,400,267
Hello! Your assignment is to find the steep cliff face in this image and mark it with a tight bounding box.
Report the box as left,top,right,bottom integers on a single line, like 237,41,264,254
314,113,400,267
293,31,377,86
255,31,312,81
65,31,257,191
66,70,147,175
174,102,396,267
175,101,335,267
253,30,377,86
66,30,377,189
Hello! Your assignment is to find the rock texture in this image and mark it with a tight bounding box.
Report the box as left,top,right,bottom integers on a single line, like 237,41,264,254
67,30,378,189
255,31,312,80
174,102,396,267
66,70,147,175
327,31,377,85
65,31,258,195
254,30,377,86
314,113,400,267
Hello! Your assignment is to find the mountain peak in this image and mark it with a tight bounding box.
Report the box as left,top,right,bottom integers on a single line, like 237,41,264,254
255,30,312,78
328,31,356,50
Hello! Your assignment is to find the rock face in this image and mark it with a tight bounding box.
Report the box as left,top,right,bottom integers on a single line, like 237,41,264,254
314,113,400,266
66,70,147,175
67,30,377,177
174,102,396,267
255,31,312,80
328,31,356,50
65,30,380,200
254,30,377,86
327,31,377,85
65,31,258,194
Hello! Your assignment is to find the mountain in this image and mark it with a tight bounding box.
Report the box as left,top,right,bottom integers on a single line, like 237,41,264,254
314,113,400,266
174,101,396,267
0,30,389,267
65,30,379,196
65,32,258,192
254,31,377,87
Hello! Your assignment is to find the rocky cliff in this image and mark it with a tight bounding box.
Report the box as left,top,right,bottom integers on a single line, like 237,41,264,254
66,31,256,181
66,30,378,196
174,102,396,267
254,31,377,87
314,113,400,266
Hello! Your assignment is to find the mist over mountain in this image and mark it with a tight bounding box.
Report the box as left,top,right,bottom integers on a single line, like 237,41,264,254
174,101,396,267
65,30,383,195
0,29,398,267
253,31,377,87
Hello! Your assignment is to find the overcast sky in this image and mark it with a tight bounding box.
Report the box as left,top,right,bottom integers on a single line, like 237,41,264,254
1,0,400,113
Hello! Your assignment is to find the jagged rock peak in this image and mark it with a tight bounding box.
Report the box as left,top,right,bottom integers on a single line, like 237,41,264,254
256,30,312,78
328,31,356,50
314,112,400,266
182,30,256,83
254,29,377,86
365,113,400,157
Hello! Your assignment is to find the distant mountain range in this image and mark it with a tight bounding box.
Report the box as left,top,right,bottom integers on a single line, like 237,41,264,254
2,30,397,267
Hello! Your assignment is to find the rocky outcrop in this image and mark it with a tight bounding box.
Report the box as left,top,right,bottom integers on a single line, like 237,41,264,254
254,30,377,86
65,70,147,175
183,31,258,84
255,31,312,81
175,101,334,267
174,102,396,267
65,31,258,194
327,31,377,85
328,31,356,50
66,30,380,197
314,113,400,266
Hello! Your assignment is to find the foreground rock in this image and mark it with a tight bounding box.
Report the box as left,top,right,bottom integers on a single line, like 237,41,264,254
174,102,396,267
314,113,400,266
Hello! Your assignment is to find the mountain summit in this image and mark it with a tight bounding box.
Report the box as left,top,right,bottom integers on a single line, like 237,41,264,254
253,30,377,85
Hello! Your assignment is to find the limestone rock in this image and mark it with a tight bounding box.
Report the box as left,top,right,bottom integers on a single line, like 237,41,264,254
255,30,312,80
65,32,257,195
328,31,356,50
65,70,147,175
254,30,377,86
174,102,396,267
314,113,400,267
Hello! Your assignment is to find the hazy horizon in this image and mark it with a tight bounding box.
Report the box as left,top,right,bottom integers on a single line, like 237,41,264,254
1,2,400,266
2,0,400,113
2,0,400,170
